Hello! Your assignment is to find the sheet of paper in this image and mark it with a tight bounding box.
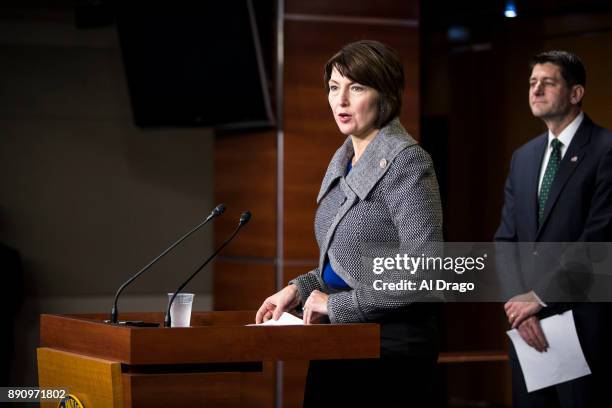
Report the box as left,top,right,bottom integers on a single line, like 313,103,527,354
507,310,591,392
247,312,304,326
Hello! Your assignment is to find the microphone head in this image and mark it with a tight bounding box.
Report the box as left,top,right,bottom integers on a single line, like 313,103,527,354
212,203,226,217
239,211,252,226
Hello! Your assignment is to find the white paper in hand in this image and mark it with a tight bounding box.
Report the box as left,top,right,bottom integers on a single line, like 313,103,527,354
248,312,304,326
507,310,591,392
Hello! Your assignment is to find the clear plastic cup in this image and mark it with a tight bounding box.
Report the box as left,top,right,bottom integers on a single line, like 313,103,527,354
167,293,194,327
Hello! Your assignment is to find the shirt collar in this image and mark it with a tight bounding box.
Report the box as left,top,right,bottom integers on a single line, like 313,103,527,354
548,111,584,149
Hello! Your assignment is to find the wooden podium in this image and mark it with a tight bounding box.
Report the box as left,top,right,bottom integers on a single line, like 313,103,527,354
38,311,379,408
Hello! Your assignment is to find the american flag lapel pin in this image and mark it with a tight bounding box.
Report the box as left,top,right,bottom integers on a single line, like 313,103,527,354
570,156,578,162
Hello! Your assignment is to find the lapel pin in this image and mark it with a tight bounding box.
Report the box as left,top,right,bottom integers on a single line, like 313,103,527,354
570,156,578,162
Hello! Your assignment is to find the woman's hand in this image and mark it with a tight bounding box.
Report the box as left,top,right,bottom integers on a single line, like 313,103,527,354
255,285,301,324
303,290,329,325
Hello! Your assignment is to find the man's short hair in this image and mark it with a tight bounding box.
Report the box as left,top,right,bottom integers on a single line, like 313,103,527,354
529,50,586,88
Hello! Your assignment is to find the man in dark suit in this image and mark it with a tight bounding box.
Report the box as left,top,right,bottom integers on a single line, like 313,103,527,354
495,50,612,407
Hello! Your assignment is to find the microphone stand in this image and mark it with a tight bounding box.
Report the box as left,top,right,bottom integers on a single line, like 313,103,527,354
165,211,251,327
109,204,225,324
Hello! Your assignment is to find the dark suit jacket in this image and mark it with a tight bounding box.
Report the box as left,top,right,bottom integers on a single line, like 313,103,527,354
494,114,612,365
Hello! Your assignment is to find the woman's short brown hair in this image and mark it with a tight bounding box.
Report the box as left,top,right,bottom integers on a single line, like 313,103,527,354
324,40,405,129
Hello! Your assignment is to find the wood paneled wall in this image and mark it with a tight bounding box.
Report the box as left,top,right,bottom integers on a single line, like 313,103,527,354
213,1,420,407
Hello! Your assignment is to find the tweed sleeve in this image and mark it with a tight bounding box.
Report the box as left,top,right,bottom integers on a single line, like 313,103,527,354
288,268,324,304
327,146,443,323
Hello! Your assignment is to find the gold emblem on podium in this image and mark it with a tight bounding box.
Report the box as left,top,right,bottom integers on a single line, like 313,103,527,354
57,394,84,408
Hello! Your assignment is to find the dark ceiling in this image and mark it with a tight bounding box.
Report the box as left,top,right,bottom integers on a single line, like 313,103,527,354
421,0,612,29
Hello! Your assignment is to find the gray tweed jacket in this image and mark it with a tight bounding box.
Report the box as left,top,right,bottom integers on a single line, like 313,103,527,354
290,118,443,323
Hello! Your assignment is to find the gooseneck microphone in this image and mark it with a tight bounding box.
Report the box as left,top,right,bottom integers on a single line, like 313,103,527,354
165,211,252,327
109,204,226,324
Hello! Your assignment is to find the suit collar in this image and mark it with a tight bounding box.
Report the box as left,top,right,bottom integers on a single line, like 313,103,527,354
536,114,594,238
525,135,548,239
317,118,417,203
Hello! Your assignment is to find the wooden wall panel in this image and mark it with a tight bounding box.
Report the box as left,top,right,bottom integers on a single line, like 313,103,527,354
213,260,276,311
283,265,316,285
282,361,309,408
283,20,420,260
214,130,276,258
214,2,421,407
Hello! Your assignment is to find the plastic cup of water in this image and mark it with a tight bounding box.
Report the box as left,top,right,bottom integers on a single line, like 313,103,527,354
167,293,194,327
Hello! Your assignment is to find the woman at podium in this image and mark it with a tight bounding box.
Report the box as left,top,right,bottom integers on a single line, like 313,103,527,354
256,40,443,407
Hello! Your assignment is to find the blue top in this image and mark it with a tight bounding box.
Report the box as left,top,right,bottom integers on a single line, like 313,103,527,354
321,160,352,290
322,261,350,289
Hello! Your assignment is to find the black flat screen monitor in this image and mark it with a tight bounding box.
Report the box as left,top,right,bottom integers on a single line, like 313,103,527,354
116,1,275,129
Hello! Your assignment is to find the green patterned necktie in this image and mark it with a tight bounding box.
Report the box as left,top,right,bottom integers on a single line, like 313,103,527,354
538,138,563,225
